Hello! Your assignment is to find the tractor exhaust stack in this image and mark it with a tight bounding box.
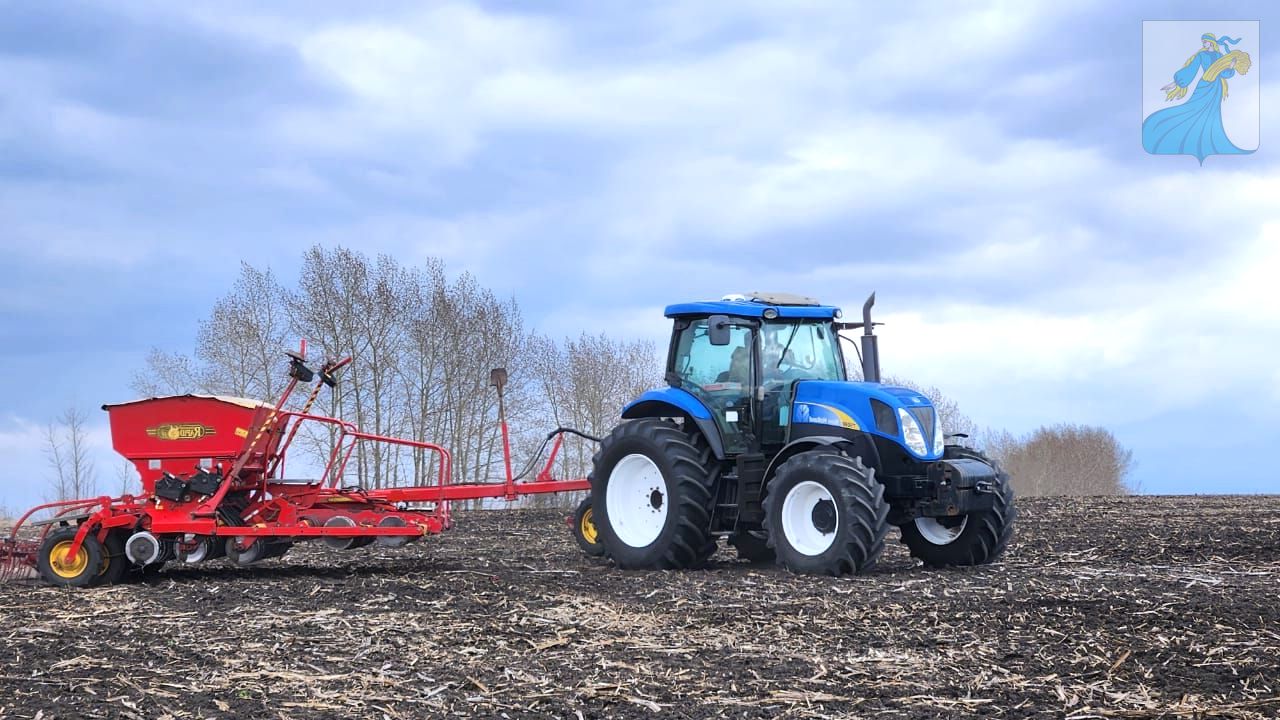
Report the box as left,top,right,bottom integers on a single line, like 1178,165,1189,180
860,293,881,383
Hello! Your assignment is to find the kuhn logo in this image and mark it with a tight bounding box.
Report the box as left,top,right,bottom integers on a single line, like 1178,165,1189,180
146,423,217,441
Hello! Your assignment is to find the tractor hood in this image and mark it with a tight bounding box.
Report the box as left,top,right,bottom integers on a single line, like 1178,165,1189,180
791,381,943,460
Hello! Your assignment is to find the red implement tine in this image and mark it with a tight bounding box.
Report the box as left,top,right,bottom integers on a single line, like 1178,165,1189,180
0,538,36,582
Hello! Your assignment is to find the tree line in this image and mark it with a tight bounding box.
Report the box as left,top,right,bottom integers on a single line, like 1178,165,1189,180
30,245,1136,509
883,377,1138,495
128,247,654,508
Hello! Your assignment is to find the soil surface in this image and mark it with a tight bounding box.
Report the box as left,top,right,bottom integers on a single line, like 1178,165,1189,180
1,496,1278,719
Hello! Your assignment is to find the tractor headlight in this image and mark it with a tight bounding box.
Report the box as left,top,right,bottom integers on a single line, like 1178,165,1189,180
897,407,928,456
932,420,945,454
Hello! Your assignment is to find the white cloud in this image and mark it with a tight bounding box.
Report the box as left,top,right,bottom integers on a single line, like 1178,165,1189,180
287,4,563,161
863,220,1280,431
3,0,1278,498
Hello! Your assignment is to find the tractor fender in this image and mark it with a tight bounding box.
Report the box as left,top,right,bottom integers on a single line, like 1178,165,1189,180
622,390,726,460
764,432,881,486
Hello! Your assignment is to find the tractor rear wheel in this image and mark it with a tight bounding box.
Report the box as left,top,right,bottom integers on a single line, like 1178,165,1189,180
37,527,104,588
572,497,605,557
590,419,716,569
898,449,1016,566
763,450,889,576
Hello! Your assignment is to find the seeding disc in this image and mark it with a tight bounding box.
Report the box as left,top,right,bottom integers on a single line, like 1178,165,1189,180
376,516,412,548
226,538,266,566
322,516,360,551
178,538,210,564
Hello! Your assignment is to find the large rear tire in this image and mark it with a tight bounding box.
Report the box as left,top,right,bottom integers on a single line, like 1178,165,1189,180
897,448,1016,567
763,450,889,576
590,419,716,570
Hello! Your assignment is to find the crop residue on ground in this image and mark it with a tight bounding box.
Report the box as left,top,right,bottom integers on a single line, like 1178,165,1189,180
1,496,1278,718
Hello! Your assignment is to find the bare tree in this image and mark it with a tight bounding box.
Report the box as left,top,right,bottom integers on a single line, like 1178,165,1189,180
530,333,659,487
44,407,98,502
131,348,202,398
982,424,1135,496
196,263,291,401
115,459,140,496
123,245,666,511
130,264,290,401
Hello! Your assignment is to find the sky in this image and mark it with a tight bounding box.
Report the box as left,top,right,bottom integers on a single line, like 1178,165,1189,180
1,0,1277,511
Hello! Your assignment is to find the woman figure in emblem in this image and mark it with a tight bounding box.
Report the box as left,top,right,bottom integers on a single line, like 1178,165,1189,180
1142,33,1253,163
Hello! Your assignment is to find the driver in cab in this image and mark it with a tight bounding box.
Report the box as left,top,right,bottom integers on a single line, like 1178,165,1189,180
715,345,749,385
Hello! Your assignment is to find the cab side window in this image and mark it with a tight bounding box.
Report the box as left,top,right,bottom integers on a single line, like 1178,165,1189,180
673,320,753,388
672,319,754,454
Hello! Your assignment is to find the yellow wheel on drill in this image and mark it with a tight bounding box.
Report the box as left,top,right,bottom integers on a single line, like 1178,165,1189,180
37,527,104,587
51,541,89,577
572,497,605,557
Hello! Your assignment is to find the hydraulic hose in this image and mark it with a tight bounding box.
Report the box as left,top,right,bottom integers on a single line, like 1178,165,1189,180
513,427,602,481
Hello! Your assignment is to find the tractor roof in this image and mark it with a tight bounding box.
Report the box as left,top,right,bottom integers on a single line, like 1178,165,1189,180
664,292,841,320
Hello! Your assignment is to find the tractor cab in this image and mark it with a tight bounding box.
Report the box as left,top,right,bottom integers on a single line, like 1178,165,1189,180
638,291,938,468
664,293,847,456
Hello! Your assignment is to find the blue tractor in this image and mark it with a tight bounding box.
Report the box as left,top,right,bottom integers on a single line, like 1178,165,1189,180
585,292,1015,575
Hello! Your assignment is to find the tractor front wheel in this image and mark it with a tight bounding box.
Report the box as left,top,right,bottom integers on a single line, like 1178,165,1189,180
590,419,716,569
898,460,1016,567
37,527,104,588
763,450,889,576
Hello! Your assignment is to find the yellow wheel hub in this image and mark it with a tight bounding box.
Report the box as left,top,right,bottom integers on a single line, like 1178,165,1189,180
49,540,90,579
580,507,598,545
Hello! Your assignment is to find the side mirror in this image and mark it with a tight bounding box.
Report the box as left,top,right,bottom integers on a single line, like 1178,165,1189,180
707,315,732,346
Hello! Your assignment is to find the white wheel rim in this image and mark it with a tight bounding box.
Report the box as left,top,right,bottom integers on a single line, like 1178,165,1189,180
781,481,839,556
914,516,968,545
606,453,668,548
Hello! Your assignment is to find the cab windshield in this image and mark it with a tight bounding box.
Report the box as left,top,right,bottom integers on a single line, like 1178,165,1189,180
760,320,844,384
